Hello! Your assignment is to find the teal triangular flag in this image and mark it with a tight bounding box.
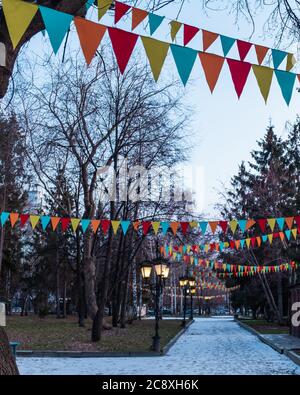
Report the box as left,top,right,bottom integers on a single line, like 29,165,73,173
120,220,130,235
276,217,285,230
171,44,197,86
272,49,287,69
240,239,245,248
39,6,73,54
0,212,9,226
41,216,51,230
165,245,169,255
199,221,208,234
262,235,268,243
275,69,296,105
219,242,224,252
285,230,291,240
148,13,164,35
161,221,169,235
238,219,247,232
220,35,235,56
86,0,94,10
81,219,91,233
183,245,187,253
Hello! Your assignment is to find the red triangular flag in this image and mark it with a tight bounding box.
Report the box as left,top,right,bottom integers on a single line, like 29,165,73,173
20,214,30,227
250,237,256,247
115,1,131,24
101,219,111,234
227,59,251,98
237,40,252,61
61,217,71,232
295,215,300,229
257,218,267,232
142,221,151,235
183,24,199,46
219,220,228,233
180,221,189,235
108,27,139,74
74,17,106,66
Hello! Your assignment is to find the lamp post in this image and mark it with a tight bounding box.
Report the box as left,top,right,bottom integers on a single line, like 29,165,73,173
140,259,169,352
179,275,195,327
190,286,196,320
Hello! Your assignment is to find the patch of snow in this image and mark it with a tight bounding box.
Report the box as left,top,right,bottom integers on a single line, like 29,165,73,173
17,317,300,375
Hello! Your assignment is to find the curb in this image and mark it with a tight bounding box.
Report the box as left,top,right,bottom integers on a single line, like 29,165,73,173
162,319,194,355
284,350,300,367
17,319,194,358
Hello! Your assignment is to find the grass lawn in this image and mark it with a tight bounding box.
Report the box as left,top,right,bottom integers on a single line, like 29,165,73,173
6,315,183,352
240,319,290,334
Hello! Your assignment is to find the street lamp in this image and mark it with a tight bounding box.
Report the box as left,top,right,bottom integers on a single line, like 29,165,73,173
140,259,170,352
190,286,196,320
179,275,195,327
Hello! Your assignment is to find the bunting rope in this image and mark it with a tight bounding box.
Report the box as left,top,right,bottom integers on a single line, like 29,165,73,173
2,0,300,104
161,227,299,257
110,0,296,71
1,211,299,236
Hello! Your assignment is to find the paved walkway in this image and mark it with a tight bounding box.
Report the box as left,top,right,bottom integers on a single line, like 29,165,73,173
17,317,300,375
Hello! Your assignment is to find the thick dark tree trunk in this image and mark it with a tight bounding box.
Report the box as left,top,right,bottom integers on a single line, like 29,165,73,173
0,327,19,375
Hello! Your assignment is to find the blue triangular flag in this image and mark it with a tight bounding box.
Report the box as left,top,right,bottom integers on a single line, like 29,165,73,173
148,13,164,35
220,35,235,56
171,44,197,86
81,219,91,233
86,0,94,10
165,245,169,255
39,6,73,54
275,69,296,105
276,217,285,230
0,212,9,226
41,216,51,230
240,239,245,248
285,230,291,240
120,220,130,235
161,221,169,235
219,242,224,252
238,219,247,232
272,49,287,69
183,245,187,254
199,221,208,234
262,235,268,243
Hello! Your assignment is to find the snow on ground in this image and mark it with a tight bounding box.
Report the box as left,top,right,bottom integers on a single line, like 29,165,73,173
17,317,300,375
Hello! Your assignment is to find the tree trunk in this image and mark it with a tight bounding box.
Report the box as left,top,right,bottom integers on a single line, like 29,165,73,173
0,327,19,375
83,231,97,319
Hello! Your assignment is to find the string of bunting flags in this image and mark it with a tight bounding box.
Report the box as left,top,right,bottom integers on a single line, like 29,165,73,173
160,227,299,256
110,0,296,71
0,211,300,236
2,0,300,104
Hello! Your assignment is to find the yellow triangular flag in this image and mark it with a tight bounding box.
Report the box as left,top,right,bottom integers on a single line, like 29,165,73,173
268,234,273,244
151,221,160,235
141,37,169,82
252,65,273,103
170,20,182,41
3,0,38,49
229,220,238,233
98,0,113,20
189,221,198,228
286,53,296,71
291,228,297,239
246,238,251,248
111,220,120,234
71,218,81,232
30,215,40,229
267,218,276,231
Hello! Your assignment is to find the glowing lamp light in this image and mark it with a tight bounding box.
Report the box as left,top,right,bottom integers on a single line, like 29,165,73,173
188,277,196,287
154,263,169,279
141,264,152,279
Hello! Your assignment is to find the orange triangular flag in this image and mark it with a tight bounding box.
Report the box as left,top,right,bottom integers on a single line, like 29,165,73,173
202,30,218,51
51,217,60,231
10,213,19,227
209,221,218,234
255,45,269,65
74,17,106,66
170,222,179,235
131,7,148,30
256,237,262,247
91,220,101,233
285,216,294,229
279,232,285,241
235,240,240,249
133,220,140,231
246,218,256,230
199,52,224,93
